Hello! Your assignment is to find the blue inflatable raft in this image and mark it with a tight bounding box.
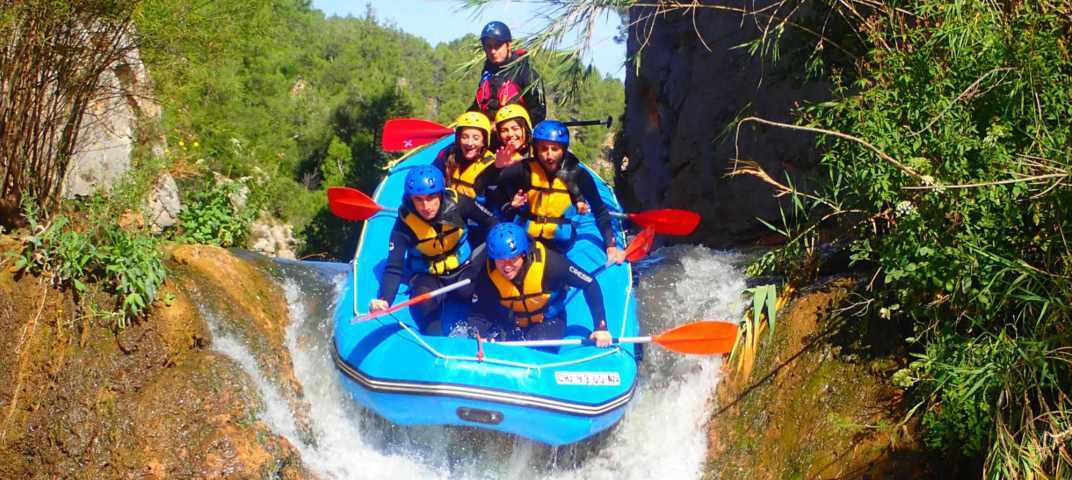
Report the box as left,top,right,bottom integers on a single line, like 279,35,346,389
332,136,641,446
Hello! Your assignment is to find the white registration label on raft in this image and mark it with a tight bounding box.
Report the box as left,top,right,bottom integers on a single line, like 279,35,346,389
554,371,621,386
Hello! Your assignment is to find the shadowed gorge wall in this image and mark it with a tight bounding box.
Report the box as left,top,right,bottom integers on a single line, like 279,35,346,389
615,4,830,247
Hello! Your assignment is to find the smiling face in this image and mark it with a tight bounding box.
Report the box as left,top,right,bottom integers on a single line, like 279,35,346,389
410,193,441,220
497,119,526,150
457,127,486,161
483,39,511,65
494,254,525,281
535,141,565,172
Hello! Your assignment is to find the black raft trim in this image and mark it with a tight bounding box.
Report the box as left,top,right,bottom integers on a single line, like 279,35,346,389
332,341,636,417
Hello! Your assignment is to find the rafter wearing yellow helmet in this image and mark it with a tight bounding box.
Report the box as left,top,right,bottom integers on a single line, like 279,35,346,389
493,104,533,165
433,111,497,202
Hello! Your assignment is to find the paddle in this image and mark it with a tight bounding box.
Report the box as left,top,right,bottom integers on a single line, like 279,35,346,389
327,187,396,221
382,118,453,152
610,208,700,236
382,117,615,152
623,227,655,262
493,320,738,355
353,278,472,323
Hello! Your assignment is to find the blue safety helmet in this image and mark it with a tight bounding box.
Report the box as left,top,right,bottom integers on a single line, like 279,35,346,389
404,165,445,197
487,223,530,260
532,120,570,149
480,21,512,43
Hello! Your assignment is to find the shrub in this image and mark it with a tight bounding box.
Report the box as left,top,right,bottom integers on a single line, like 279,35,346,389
10,200,167,327
176,179,253,247
740,1,1072,476
99,225,166,327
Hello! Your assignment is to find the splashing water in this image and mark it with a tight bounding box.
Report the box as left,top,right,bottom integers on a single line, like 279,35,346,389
207,246,748,479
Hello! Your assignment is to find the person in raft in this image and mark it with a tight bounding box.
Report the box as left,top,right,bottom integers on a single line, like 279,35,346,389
492,103,533,168
433,111,497,203
470,222,612,346
469,21,546,128
369,166,497,334
495,120,626,265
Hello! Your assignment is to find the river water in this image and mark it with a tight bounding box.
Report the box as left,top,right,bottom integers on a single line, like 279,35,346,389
210,245,748,479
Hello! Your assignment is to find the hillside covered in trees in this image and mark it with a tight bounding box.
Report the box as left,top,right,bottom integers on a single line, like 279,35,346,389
136,0,624,258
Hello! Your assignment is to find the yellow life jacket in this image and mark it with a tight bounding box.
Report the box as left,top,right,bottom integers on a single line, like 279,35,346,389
401,192,467,275
488,242,551,327
525,160,572,240
448,151,495,199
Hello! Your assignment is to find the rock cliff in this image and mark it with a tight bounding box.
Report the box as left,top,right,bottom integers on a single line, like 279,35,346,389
615,4,829,247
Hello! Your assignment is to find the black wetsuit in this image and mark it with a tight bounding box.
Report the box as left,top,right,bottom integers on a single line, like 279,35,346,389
469,245,607,343
376,192,498,334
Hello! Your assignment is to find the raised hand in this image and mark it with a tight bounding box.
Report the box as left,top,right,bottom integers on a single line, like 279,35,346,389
511,189,527,208
495,144,517,168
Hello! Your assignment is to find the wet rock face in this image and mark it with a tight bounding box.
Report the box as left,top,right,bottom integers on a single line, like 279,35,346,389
0,243,311,479
615,4,828,247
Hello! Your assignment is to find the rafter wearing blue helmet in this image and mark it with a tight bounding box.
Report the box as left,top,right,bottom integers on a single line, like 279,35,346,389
370,166,498,334
470,21,547,131
493,120,626,265
468,222,612,348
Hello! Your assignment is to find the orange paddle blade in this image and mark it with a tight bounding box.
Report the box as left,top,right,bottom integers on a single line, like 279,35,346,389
628,209,700,236
327,187,386,221
652,321,738,354
382,118,453,152
624,227,656,262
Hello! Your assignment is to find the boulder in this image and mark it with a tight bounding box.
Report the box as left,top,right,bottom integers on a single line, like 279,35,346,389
144,173,181,234
249,216,298,260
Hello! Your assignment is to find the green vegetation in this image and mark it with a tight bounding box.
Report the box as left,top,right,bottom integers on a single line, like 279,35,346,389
730,1,1072,476
176,180,254,247
10,199,165,328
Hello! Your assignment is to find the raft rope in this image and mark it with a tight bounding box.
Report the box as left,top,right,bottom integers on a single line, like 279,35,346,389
391,315,622,370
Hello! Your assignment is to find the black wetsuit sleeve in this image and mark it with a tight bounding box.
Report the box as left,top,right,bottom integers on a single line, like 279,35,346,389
575,168,617,249
458,194,498,230
377,221,412,304
470,265,501,319
473,163,501,199
545,250,607,331
493,162,527,216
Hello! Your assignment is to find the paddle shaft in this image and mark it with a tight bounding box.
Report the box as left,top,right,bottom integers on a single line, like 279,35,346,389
354,278,471,322
494,336,653,348
563,116,612,128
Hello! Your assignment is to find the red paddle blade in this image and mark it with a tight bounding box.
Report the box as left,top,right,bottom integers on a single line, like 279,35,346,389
653,321,738,354
624,228,656,262
382,118,453,152
327,187,385,221
628,209,701,236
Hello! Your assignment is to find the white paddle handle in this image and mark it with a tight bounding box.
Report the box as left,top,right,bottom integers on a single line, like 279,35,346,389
493,336,653,348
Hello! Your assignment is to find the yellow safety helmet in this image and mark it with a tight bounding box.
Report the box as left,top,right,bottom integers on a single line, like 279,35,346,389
454,111,492,143
494,104,532,131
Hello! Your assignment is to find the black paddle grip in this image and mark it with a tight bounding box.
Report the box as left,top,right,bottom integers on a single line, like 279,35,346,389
563,116,613,128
